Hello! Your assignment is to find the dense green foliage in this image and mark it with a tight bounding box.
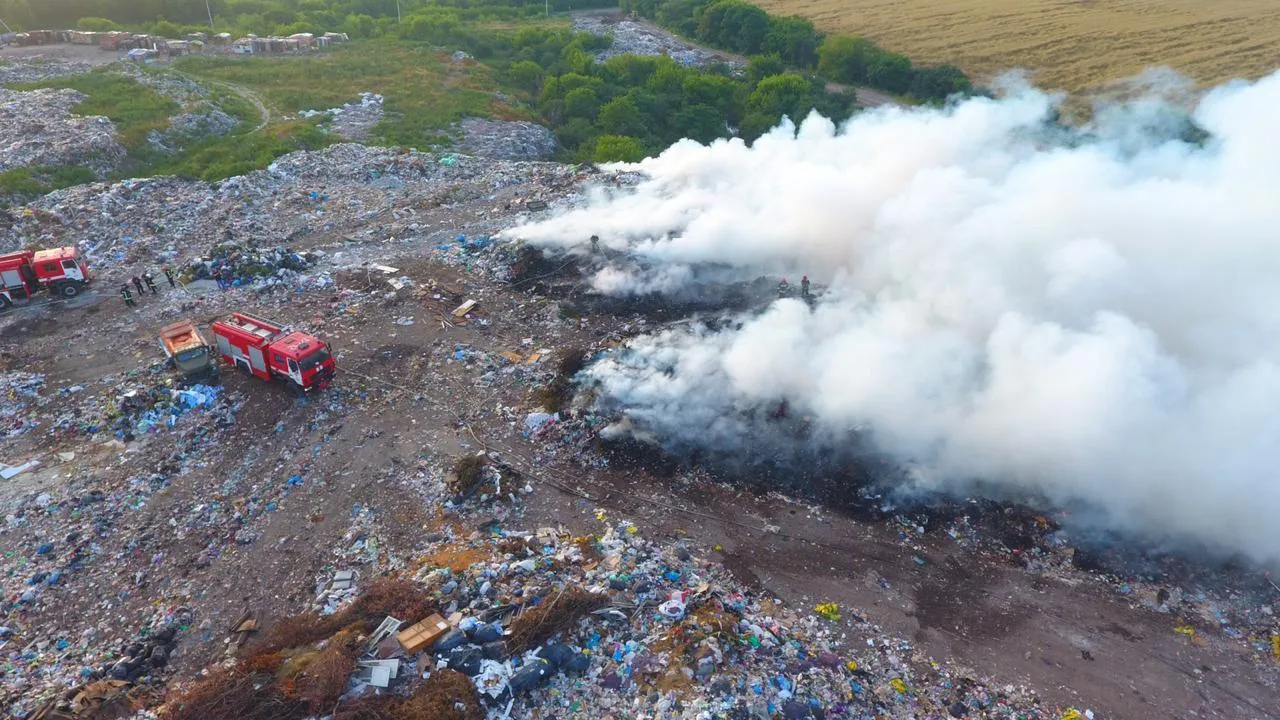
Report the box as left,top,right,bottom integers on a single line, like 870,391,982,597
622,0,974,103
474,27,853,160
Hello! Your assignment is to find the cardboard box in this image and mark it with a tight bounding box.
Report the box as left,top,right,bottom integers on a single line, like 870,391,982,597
397,614,450,653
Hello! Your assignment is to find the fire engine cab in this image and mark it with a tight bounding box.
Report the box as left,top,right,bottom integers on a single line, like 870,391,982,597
210,312,335,393
0,246,94,307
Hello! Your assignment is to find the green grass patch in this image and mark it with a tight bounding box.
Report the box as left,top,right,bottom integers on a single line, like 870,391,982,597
208,85,262,128
0,165,98,205
147,120,333,182
11,71,179,150
174,41,521,150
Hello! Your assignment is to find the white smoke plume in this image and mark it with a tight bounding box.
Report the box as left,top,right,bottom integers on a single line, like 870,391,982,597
505,72,1280,563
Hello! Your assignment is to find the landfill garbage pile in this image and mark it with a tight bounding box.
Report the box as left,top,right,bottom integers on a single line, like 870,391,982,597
2,371,48,439
300,92,385,142
3,618,184,719
0,387,244,717
182,243,331,290
0,57,101,85
572,16,744,69
108,382,226,440
1,143,585,271
160,519,1078,720
117,64,209,106
149,109,240,154
455,119,558,161
0,88,126,177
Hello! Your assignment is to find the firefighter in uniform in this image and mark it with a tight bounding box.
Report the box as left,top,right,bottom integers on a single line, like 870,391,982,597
143,272,158,294
131,275,145,296
162,266,176,288
120,284,135,307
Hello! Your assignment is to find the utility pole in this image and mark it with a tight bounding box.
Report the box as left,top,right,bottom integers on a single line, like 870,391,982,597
396,0,402,23
205,0,215,29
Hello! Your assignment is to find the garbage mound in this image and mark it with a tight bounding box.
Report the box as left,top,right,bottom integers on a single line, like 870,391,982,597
1,371,47,439
0,57,99,85
571,16,743,69
110,382,225,440
455,119,557,161
1,143,581,270
300,92,385,142
183,244,330,291
0,88,126,177
161,522,1076,720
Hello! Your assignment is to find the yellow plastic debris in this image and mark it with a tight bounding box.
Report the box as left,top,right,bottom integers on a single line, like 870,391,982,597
814,602,841,622
713,545,722,552
889,678,908,695
1175,623,1205,647
1060,710,1082,720
845,660,858,672
1271,633,1280,660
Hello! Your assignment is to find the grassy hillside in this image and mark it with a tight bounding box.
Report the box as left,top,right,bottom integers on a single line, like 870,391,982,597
753,0,1280,92
174,41,521,151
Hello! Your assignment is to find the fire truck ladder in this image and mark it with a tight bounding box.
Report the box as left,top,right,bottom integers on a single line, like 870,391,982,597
231,311,290,339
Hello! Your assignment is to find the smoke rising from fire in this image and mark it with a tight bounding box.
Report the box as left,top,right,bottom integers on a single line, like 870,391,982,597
507,72,1280,562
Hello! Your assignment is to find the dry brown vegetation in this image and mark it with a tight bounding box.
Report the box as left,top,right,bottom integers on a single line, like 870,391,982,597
165,579,450,720
755,0,1280,92
507,589,608,652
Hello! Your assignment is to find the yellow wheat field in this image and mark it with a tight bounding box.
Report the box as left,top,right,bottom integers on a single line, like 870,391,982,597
755,0,1280,92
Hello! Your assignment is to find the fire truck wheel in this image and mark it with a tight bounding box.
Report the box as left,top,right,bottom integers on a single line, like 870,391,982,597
57,282,82,298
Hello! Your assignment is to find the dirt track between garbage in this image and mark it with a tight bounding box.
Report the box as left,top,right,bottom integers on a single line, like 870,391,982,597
4,216,1277,718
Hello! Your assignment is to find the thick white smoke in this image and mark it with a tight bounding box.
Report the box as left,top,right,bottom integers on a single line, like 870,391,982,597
506,72,1280,562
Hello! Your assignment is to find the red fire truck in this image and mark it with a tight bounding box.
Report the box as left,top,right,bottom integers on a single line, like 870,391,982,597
0,246,94,307
210,312,335,393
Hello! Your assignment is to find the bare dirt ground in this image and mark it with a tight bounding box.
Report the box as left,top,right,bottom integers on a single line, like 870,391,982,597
0,44,125,66
754,0,1280,92
2,156,1277,718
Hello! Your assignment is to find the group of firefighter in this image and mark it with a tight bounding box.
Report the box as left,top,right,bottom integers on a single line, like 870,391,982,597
778,275,812,300
119,267,177,307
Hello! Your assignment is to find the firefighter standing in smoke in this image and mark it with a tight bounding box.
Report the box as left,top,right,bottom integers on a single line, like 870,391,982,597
120,284,134,307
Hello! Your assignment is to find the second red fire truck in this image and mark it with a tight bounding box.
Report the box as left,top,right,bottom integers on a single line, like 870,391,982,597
210,312,335,393
0,246,94,307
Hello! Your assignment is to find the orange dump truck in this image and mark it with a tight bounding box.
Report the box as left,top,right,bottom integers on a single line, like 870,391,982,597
159,319,219,382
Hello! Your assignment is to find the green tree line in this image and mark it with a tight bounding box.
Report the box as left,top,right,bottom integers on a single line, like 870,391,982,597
0,0,614,38
392,23,854,162
621,0,974,103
